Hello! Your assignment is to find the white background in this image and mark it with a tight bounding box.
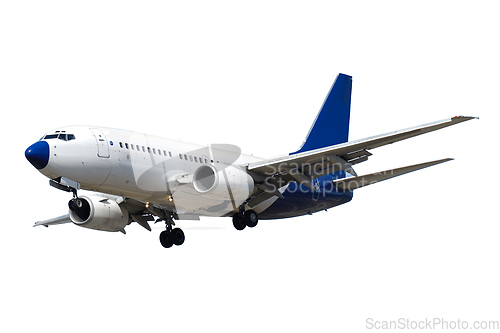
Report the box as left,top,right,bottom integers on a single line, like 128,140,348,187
1,1,498,332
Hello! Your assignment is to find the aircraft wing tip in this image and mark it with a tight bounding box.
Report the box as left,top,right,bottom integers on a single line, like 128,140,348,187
453,115,479,121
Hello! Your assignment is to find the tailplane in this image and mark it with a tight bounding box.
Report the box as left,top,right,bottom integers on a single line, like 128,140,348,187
291,73,352,154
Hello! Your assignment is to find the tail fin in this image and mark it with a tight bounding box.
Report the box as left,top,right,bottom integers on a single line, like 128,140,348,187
290,73,352,154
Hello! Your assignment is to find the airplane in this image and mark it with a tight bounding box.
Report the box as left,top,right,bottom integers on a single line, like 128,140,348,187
25,74,477,248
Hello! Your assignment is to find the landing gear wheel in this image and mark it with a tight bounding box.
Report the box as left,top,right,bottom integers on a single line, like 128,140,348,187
244,210,258,228
157,211,186,248
160,230,174,248
171,228,185,246
232,214,246,231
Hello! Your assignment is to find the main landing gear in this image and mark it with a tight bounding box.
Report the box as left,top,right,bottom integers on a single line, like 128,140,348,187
158,209,258,247
158,214,185,248
232,210,258,231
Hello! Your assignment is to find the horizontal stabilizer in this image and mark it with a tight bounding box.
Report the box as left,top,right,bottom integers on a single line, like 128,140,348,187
34,214,72,227
334,158,453,191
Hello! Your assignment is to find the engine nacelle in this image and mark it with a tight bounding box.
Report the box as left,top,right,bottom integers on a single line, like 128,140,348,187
68,195,130,232
193,164,254,203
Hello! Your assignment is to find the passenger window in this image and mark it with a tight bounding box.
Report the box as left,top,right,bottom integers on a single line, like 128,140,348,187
184,154,187,160
142,146,145,152
169,151,172,157
136,145,140,151
125,143,129,149
194,156,198,162
119,142,123,148
131,144,134,150
163,150,167,156
153,148,156,154
147,147,151,153
179,154,182,159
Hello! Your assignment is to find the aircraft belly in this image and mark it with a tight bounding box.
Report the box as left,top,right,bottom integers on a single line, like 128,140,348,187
167,185,241,217
259,184,353,219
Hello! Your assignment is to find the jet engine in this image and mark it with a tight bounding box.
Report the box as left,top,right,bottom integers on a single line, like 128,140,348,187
193,164,254,203
68,195,130,232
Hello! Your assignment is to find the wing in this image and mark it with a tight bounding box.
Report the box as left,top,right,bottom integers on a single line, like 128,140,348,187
333,158,453,191
32,195,200,231
34,214,72,227
247,116,476,191
32,197,155,230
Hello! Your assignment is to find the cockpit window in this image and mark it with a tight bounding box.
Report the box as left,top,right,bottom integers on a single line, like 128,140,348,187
43,133,76,141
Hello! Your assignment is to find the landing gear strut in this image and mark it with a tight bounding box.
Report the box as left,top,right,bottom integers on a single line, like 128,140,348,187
158,213,185,248
232,210,258,231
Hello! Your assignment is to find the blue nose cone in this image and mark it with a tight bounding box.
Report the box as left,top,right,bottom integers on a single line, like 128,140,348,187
25,141,50,169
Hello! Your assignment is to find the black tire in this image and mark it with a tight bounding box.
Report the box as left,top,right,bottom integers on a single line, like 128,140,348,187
244,210,258,228
171,228,185,246
160,230,174,248
232,214,246,231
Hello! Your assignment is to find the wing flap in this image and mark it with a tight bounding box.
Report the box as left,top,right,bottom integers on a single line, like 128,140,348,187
130,214,152,231
333,158,453,191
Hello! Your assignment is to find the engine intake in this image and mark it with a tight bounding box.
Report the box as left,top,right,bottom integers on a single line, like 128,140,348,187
192,164,254,203
193,165,217,193
68,195,129,232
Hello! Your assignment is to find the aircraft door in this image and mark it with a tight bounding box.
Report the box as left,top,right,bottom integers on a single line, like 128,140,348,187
90,128,110,158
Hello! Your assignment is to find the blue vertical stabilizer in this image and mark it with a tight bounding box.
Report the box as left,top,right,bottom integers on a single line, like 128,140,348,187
290,73,352,154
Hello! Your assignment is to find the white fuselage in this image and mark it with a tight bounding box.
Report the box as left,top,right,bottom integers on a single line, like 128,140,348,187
38,126,276,217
